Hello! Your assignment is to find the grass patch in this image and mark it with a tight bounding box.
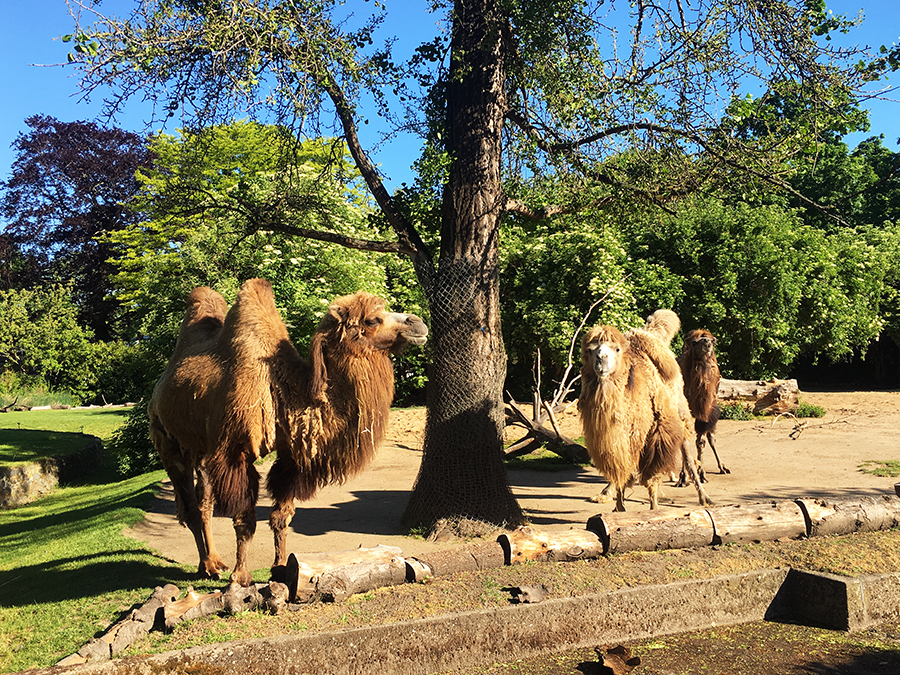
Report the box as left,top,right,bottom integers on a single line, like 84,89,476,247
505,446,586,471
0,429,98,466
0,408,132,478
0,408,130,440
0,407,275,670
0,470,198,671
858,460,900,478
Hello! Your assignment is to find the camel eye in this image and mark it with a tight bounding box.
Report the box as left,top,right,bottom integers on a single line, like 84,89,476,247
364,317,383,327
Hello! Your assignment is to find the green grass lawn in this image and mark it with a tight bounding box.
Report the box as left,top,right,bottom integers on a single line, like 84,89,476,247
0,408,131,478
0,408,204,671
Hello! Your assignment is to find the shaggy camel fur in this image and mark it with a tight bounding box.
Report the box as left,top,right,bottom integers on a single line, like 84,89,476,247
678,328,729,481
149,278,428,586
579,310,712,511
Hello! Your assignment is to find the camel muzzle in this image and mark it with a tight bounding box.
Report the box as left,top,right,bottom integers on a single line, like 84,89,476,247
399,315,428,346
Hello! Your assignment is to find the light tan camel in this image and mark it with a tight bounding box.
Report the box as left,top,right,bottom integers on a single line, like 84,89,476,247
578,310,711,511
148,278,428,586
678,328,728,482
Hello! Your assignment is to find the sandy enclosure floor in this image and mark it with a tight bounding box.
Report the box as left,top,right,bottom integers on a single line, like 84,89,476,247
127,390,900,572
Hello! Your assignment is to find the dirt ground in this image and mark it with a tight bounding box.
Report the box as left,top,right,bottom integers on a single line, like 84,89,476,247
127,390,900,570
123,390,900,674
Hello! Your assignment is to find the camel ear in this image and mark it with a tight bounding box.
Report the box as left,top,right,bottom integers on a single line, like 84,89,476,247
309,330,328,401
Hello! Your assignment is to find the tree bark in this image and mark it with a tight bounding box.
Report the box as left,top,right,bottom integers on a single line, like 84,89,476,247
403,0,524,530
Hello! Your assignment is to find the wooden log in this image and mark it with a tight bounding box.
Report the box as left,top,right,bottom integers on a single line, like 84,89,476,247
275,545,404,603
164,587,225,628
261,581,291,614
717,378,799,415
707,501,806,545
131,584,180,626
796,496,900,537
223,583,265,614
285,544,403,579
316,556,407,602
404,558,433,583
55,585,181,666
497,526,603,565
587,508,715,555
411,541,506,576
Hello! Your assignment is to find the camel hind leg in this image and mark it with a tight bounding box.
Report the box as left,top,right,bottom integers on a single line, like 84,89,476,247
152,431,225,579
646,475,663,510
706,431,730,474
681,439,713,506
195,468,228,576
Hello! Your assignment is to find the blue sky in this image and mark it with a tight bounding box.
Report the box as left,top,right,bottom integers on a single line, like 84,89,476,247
1,0,898,192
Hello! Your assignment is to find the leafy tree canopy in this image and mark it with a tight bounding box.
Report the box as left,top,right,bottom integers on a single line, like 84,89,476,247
106,120,427,397
0,115,152,340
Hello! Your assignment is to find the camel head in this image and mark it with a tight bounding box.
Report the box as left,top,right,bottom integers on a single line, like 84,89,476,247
581,325,628,381
309,292,427,399
319,292,428,352
683,329,717,359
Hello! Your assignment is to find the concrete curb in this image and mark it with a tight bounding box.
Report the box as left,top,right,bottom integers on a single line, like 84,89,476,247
36,567,900,675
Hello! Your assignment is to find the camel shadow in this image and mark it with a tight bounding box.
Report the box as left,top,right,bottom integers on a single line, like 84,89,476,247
0,551,196,608
272,489,412,538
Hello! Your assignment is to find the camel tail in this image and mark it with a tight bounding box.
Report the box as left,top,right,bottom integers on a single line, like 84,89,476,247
639,418,682,481
206,447,260,518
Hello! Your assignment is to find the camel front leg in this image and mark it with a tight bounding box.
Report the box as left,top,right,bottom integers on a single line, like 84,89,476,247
269,496,295,570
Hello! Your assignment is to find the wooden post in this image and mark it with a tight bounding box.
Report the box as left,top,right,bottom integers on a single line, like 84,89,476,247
707,501,806,545
497,526,604,565
587,508,715,555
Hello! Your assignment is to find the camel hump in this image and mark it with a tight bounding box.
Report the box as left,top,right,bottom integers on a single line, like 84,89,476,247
641,309,680,345
184,287,228,327
226,278,291,349
627,330,681,384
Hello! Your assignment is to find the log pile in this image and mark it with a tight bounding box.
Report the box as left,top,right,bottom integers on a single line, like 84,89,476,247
718,378,799,415
58,494,900,666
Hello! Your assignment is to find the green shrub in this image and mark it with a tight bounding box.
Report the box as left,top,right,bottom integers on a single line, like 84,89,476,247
796,400,827,418
107,402,160,477
719,402,754,420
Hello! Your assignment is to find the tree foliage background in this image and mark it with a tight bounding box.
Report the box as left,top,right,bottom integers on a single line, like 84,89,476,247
0,0,896,522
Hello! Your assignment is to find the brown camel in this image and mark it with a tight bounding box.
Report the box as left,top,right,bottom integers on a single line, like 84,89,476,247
678,328,728,482
148,278,428,586
579,311,711,511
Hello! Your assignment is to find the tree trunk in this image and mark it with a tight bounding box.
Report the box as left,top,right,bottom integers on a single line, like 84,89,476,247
403,0,523,530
